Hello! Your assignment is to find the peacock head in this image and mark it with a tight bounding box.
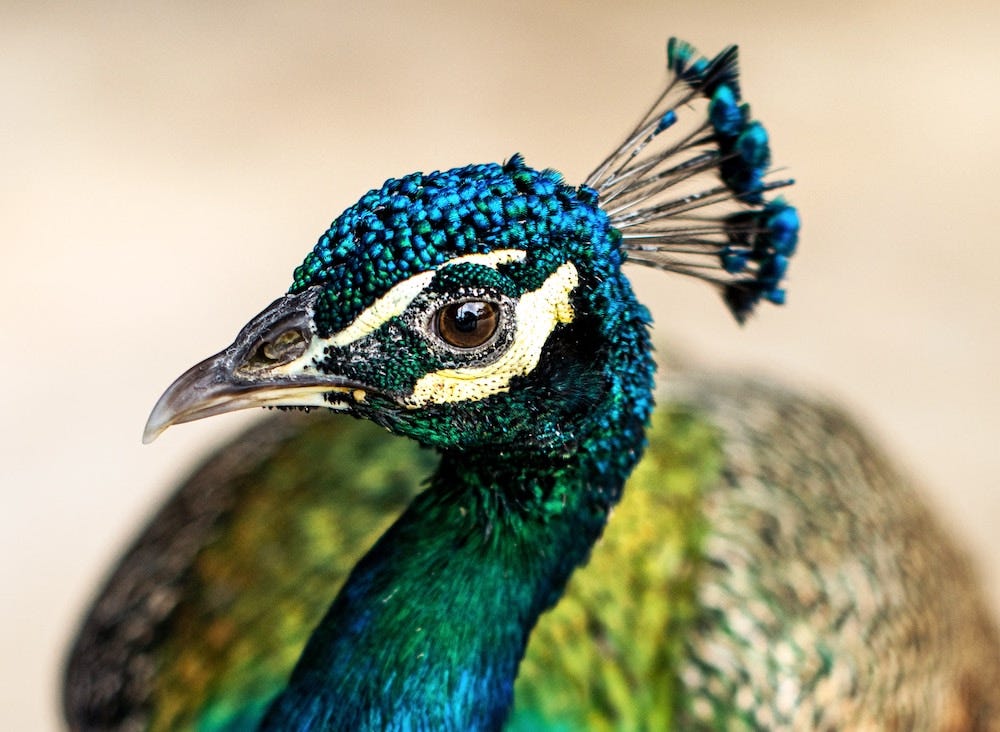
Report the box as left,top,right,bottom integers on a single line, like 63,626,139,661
143,156,648,452
143,39,799,453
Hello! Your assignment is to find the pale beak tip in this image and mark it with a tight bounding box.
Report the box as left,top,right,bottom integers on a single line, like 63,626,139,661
142,395,177,445
142,416,167,444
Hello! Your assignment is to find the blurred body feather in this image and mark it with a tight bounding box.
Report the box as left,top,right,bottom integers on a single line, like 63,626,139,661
66,371,1000,730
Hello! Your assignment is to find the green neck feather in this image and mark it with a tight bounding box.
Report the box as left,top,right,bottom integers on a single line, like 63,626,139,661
261,289,655,730
260,446,638,729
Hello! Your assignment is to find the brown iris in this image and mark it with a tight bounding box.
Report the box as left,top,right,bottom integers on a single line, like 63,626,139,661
436,301,500,349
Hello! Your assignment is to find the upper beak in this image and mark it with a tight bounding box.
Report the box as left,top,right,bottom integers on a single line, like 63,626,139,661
142,287,367,443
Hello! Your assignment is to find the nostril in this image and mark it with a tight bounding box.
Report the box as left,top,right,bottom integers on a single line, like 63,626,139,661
262,329,306,361
243,329,307,372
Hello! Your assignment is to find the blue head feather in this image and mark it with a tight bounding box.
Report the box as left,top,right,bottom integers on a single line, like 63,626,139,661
290,155,620,338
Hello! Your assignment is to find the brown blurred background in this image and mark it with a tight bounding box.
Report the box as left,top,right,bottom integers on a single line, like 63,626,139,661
3,1,999,728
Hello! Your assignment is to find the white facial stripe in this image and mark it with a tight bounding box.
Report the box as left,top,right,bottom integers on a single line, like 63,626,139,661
444,249,526,269
406,261,578,407
329,271,436,348
326,249,527,349
243,386,351,411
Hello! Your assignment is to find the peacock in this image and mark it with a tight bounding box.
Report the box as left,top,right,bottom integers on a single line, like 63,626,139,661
64,38,1000,730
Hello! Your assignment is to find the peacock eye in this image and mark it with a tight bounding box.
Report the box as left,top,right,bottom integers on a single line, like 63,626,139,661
435,301,500,349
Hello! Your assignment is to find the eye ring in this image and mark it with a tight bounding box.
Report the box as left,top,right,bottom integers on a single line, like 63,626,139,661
435,300,500,350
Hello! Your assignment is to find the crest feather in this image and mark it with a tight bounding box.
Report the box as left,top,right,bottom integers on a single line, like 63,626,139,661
588,38,799,323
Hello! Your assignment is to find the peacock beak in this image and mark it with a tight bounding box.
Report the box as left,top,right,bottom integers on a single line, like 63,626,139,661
143,287,369,443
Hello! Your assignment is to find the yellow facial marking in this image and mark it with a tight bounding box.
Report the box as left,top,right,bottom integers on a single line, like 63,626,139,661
406,261,579,407
327,249,527,348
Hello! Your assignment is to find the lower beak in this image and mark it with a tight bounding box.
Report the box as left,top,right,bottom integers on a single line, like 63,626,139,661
142,288,367,443
142,353,353,444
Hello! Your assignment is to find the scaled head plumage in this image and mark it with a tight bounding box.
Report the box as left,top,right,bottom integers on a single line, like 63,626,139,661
289,158,618,338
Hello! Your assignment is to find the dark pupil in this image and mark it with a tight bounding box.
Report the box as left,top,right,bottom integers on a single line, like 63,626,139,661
438,301,499,348
453,304,484,332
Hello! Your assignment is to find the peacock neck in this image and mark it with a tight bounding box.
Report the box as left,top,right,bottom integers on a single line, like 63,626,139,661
262,297,655,730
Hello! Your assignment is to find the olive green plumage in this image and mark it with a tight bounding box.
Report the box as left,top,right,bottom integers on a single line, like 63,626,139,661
664,376,1000,729
65,368,1000,730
